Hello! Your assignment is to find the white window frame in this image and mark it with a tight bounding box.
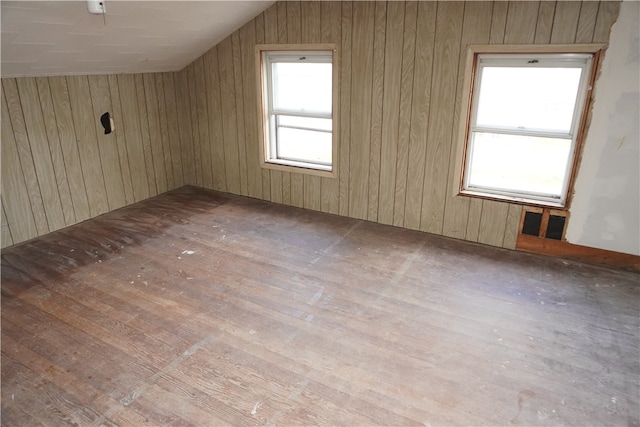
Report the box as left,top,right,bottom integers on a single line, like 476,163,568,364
455,44,605,208
256,44,339,178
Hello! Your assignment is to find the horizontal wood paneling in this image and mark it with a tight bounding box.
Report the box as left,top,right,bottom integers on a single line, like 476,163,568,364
183,0,618,250
1,72,185,248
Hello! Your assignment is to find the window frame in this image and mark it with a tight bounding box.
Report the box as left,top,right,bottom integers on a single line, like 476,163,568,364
454,44,606,209
256,43,339,178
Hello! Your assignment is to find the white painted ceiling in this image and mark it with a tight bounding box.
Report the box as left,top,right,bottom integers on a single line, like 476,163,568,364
1,1,274,78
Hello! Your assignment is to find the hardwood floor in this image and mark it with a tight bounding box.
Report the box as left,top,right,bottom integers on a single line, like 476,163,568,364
2,186,638,426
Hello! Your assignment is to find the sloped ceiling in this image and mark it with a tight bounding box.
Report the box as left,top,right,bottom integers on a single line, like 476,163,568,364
1,1,274,77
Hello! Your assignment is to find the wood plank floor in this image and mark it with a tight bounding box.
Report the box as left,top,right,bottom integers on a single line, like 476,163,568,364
2,186,638,426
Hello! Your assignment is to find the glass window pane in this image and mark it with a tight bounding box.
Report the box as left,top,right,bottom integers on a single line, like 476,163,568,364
272,62,332,114
279,115,332,132
467,132,571,197
476,66,582,133
277,127,332,164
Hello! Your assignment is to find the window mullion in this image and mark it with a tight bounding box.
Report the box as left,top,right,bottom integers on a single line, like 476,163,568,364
471,126,573,140
271,108,332,119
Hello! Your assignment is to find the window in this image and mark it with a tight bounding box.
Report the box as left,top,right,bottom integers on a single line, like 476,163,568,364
458,46,603,207
256,45,338,177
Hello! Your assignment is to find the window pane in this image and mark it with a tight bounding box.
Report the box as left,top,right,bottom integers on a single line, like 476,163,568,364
273,62,332,114
277,127,332,164
279,115,332,132
476,67,582,133
467,132,571,197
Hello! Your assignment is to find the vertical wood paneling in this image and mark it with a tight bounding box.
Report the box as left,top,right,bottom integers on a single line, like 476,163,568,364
392,1,418,227
1,87,38,244
154,73,176,190
319,0,340,215
218,37,242,194
135,74,158,196
504,2,540,44
3,78,49,235
240,21,262,199
489,1,509,44
338,1,353,216
442,1,493,240
348,1,375,220
550,2,581,43
255,12,272,202
534,1,556,44
35,77,75,225
377,1,404,226
403,1,436,231
185,65,204,187
466,200,483,243
16,78,66,231
419,2,464,234
87,75,127,211
3,70,186,247
106,74,135,205
502,204,522,249
592,1,620,43
204,48,227,193
2,0,619,251
575,1,599,43
175,69,196,186
477,201,510,247
194,57,213,190
116,74,150,202
366,1,387,222
186,63,202,187
163,72,185,187
143,73,169,194
49,76,91,220
66,76,110,216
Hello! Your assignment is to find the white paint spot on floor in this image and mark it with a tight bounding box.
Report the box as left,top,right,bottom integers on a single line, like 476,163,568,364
181,250,195,255
249,330,256,335
251,401,263,415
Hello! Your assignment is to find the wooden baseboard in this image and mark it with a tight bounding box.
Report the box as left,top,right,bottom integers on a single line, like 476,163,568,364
516,234,640,273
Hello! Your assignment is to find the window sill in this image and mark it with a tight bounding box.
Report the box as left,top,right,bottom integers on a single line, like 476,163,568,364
459,189,566,209
261,159,337,179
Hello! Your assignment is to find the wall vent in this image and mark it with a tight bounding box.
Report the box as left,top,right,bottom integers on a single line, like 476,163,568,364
519,208,568,241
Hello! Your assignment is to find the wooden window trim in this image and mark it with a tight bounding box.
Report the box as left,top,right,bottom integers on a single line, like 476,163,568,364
255,43,339,179
452,43,607,210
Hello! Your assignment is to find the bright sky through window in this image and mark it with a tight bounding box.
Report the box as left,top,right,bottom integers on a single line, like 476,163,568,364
463,53,593,206
261,49,334,172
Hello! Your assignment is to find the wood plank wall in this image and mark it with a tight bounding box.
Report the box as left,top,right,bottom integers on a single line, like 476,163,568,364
1,73,187,248
183,0,620,250
1,0,620,250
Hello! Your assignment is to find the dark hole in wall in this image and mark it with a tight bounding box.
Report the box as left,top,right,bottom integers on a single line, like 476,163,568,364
545,215,566,240
522,211,542,236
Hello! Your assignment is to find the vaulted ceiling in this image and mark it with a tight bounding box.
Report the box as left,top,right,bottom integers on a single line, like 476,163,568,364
1,1,275,77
